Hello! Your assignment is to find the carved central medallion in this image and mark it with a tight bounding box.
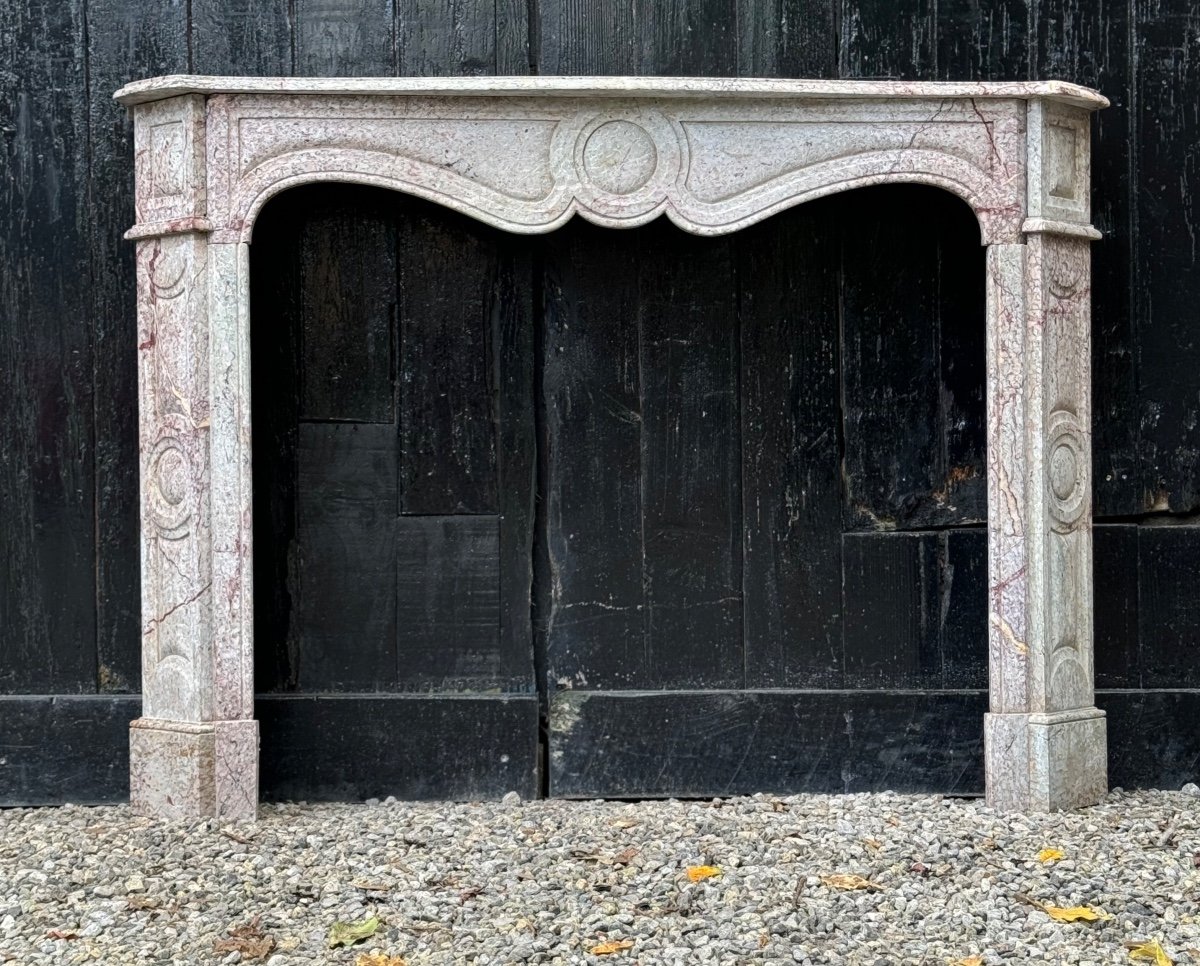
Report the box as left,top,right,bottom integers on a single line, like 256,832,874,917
582,120,658,195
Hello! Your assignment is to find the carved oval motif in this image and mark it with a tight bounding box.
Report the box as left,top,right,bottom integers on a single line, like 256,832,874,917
148,435,194,537
582,120,658,195
1045,411,1087,531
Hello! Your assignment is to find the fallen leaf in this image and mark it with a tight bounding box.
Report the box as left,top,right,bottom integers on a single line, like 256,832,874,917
612,846,639,866
609,818,639,829
771,800,789,813
821,873,884,892
952,957,984,966
758,932,769,949
686,865,722,882
863,838,883,852
1185,949,1200,961
214,915,275,960
910,862,931,877
356,955,408,966
1127,939,1174,965
460,886,484,903
125,895,160,911
1038,848,1066,864
45,930,79,940
328,916,381,949
1042,904,1112,923
352,880,392,892
591,939,634,955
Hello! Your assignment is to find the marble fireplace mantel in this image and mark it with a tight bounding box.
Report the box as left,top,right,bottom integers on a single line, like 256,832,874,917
116,74,1109,819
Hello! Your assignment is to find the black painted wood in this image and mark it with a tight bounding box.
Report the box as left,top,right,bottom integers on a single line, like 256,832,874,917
398,205,500,515
739,205,843,689
4,0,1200,804
298,197,397,423
839,187,986,531
549,690,988,797
87,0,192,697
257,694,539,801
0,0,97,695
0,696,140,804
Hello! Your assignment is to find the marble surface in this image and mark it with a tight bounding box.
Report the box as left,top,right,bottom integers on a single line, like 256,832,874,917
121,75,1109,818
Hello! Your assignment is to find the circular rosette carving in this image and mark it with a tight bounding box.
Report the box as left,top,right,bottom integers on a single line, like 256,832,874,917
564,110,684,224
1045,410,1088,532
147,435,194,538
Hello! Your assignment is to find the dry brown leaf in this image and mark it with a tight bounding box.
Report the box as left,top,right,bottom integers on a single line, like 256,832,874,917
821,873,884,892
591,939,634,955
1037,848,1066,864
1042,904,1112,923
612,846,639,866
45,929,79,940
758,932,770,949
863,838,883,851
352,880,392,892
609,818,639,829
214,915,275,960
952,957,984,966
686,865,722,882
125,895,160,911
1127,939,1174,965
355,955,408,966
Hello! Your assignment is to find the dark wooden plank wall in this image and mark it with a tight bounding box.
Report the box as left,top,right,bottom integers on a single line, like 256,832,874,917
3,0,1200,801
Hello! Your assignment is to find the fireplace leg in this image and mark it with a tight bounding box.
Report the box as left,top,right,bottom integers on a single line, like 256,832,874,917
984,237,1107,811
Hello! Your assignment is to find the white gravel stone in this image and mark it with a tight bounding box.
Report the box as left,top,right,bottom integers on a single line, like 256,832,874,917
0,791,1197,964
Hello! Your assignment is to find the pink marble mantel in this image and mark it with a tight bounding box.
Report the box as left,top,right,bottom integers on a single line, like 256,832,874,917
116,75,1109,819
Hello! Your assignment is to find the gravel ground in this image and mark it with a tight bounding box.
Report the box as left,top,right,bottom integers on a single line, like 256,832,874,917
2,789,1199,965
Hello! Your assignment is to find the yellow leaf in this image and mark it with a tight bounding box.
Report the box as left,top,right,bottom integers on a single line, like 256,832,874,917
821,873,884,892
1042,904,1112,923
591,939,634,955
356,956,408,966
1037,848,1066,864
686,865,722,882
1129,940,1174,965
952,957,984,966
327,916,381,949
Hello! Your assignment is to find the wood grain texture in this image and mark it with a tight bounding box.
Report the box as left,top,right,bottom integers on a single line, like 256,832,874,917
293,0,396,75
398,203,499,515
257,693,539,800
298,191,397,423
839,186,986,531
737,0,837,78
0,0,96,693
549,689,988,798
739,204,843,688
87,0,192,695
1039,0,1135,516
1133,0,1200,513
294,422,399,691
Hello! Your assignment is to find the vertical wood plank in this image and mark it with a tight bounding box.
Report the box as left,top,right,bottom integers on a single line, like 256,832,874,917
396,516,501,687
294,0,396,75
740,205,843,688
737,0,838,77
638,225,742,689
397,203,499,515
397,0,499,75
535,0,639,74
938,528,988,690
1093,524,1140,689
1132,0,1200,513
840,187,985,530
541,222,648,690
298,188,397,423
191,0,293,74
838,0,935,79
536,0,739,75
86,0,191,694
1039,0,1137,516
842,532,941,688
295,423,398,691
1138,525,1200,689
0,0,96,693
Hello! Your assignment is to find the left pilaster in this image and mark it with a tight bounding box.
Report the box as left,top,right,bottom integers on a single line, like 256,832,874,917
126,94,258,820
